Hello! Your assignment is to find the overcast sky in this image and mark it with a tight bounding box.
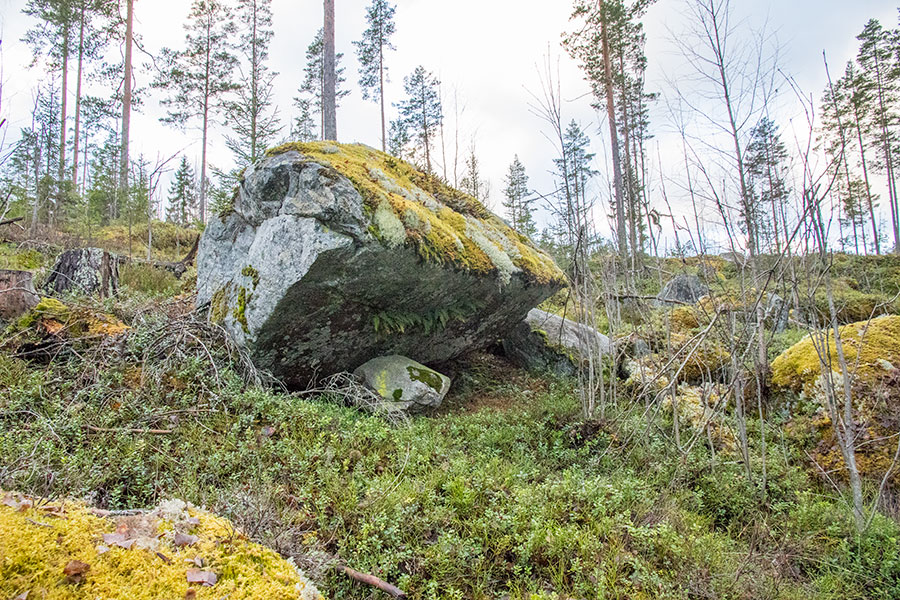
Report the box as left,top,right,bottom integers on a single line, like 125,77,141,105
1,0,898,249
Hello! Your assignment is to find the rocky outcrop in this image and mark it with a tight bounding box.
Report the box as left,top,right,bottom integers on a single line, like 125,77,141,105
656,275,709,306
503,309,611,376
197,142,565,387
354,355,451,414
45,248,119,297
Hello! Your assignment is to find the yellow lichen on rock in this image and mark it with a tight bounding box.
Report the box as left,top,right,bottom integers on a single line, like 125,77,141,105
264,141,565,286
0,493,324,600
771,315,900,394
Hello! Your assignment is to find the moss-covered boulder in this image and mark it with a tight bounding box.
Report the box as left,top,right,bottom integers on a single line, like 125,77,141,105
771,315,900,395
197,142,565,386
502,309,611,376
354,354,451,413
0,492,323,600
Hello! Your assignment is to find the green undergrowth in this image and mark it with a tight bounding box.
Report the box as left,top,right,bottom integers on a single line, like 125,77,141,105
0,318,898,598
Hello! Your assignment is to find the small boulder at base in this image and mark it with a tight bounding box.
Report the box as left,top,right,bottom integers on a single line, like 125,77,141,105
197,142,565,387
503,309,612,376
45,248,119,297
656,274,709,306
354,355,451,413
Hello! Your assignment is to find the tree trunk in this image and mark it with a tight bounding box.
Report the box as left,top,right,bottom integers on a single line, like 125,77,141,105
72,3,85,190
120,0,134,212
57,20,70,227
379,35,386,152
599,0,627,258
0,270,40,320
323,0,337,141
46,248,119,298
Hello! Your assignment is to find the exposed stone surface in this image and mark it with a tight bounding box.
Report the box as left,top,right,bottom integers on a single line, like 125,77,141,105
197,142,565,387
45,248,119,297
0,269,39,320
656,275,709,306
503,309,612,376
354,355,451,413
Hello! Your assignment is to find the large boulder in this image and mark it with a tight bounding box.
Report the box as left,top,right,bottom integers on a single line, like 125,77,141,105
354,355,451,414
197,142,565,387
503,309,611,376
656,274,709,306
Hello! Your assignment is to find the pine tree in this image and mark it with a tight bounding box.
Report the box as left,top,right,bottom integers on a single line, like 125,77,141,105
396,66,442,173
22,0,76,223
745,117,790,253
225,0,281,167
167,156,197,226
353,0,396,152
552,121,595,251
323,0,337,140
564,0,657,257
857,18,899,252
291,97,317,142
297,28,349,140
843,61,880,254
502,155,536,237
154,0,238,223
387,117,410,159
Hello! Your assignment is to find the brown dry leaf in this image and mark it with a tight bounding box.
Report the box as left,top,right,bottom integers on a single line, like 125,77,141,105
186,568,217,586
174,532,199,548
186,516,200,527
184,589,197,600
156,551,172,564
101,533,136,549
63,560,90,584
43,320,64,335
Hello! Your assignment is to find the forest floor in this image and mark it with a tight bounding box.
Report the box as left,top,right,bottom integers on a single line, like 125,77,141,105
1,226,899,599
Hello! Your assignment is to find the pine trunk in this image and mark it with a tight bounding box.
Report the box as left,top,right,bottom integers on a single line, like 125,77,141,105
120,0,134,210
599,1,627,258
323,0,337,141
72,4,85,190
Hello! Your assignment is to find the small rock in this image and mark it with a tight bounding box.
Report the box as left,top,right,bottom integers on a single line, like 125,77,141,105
354,355,451,414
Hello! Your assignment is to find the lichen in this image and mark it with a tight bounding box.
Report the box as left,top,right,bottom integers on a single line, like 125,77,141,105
0,492,324,600
264,141,565,287
407,365,445,392
11,298,128,338
771,315,900,394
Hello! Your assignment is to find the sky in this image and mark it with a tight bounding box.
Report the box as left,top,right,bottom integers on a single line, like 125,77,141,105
1,0,898,250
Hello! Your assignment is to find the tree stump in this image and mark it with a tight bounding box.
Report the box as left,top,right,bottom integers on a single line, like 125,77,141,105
0,269,40,320
45,248,119,298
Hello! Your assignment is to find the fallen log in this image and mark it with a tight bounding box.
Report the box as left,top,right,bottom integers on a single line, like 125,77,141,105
337,565,407,599
0,216,24,227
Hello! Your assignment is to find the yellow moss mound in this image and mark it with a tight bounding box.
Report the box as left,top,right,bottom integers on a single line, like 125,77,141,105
265,142,565,287
13,297,128,338
0,493,323,600
771,315,900,394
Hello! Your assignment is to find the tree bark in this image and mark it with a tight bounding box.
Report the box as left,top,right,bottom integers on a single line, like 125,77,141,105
120,0,135,212
72,2,85,191
323,0,337,141
0,270,40,320
599,1,627,258
57,20,70,227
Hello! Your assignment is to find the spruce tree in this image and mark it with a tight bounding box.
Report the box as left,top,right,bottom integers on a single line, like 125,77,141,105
154,0,238,223
502,155,536,237
353,0,396,152
396,66,442,173
225,0,281,167
460,145,489,205
167,156,197,226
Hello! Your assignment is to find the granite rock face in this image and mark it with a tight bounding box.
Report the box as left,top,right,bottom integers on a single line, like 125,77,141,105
197,142,565,387
656,275,709,306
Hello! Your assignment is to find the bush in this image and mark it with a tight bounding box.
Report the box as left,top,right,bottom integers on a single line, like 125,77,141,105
119,263,181,298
